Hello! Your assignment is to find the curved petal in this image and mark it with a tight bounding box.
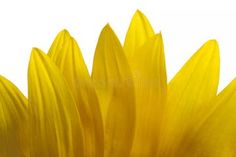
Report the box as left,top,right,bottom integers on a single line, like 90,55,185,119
28,48,84,157
48,30,104,157
92,25,135,157
157,40,220,156
182,79,236,157
124,10,154,59
129,33,167,157
0,76,28,157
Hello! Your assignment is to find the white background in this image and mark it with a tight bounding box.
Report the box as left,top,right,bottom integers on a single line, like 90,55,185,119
0,0,236,95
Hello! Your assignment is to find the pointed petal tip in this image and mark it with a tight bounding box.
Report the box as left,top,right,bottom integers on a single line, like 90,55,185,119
61,29,70,33
105,23,110,27
206,39,219,50
31,47,42,52
133,10,150,22
59,29,71,37
30,47,43,58
29,48,47,66
135,9,141,14
155,32,163,39
198,39,219,57
100,24,118,40
150,33,163,43
134,9,144,16
209,39,220,54
30,48,38,58
206,39,218,46
103,23,113,33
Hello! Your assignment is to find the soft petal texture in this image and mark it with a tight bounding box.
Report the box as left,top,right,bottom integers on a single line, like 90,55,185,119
157,40,220,156
92,25,135,157
129,33,167,157
182,78,236,157
28,48,84,157
0,76,28,157
124,10,154,59
48,30,104,157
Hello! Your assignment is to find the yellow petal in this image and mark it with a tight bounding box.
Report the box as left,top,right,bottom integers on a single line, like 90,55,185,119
129,33,167,157
124,10,155,59
48,30,104,157
28,48,84,157
0,76,28,157
181,79,236,157
157,40,220,156
92,25,135,157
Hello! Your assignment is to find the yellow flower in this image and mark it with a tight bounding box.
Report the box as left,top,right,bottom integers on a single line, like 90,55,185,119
0,10,236,157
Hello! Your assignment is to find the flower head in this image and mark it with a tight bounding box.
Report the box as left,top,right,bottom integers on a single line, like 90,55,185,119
0,10,236,157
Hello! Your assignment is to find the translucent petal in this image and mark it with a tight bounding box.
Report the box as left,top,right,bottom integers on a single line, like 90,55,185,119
0,76,28,157
129,33,167,157
28,48,84,157
157,40,220,156
48,30,104,157
124,10,154,59
92,25,135,157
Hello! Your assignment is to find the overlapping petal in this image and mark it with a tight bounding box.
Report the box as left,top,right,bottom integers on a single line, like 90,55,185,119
28,49,84,157
129,33,167,157
92,25,135,157
48,30,104,157
157,40,220,156
124,10,155,59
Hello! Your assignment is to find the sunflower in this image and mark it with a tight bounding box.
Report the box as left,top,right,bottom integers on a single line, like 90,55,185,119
0,10,236,157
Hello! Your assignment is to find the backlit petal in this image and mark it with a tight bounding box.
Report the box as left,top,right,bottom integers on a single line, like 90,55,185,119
48,30,104,157
92,25,135,157
157,40,220,156
0,76,28,157
124,10,154,59
129,33,167,157
28,48,84,157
